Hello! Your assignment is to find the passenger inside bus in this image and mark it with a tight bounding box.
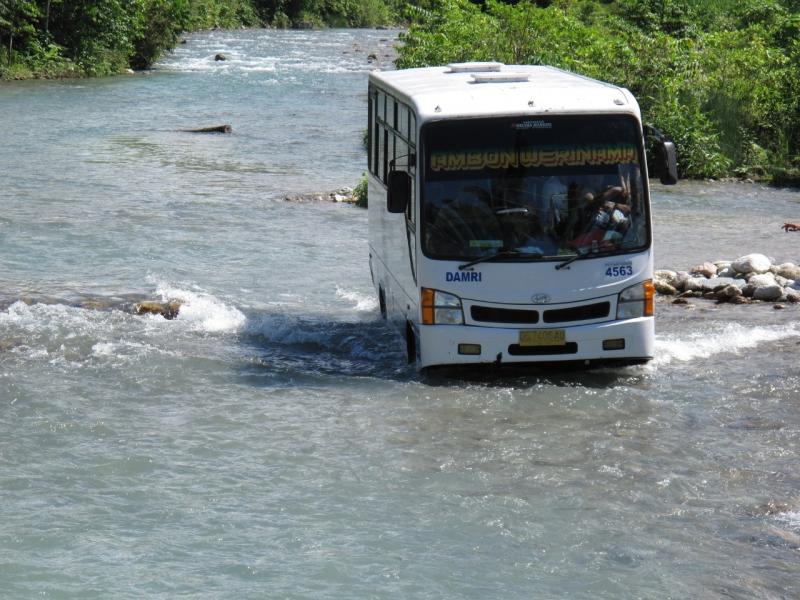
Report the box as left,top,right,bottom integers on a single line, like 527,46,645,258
423,166,643,259
425,185,503,256
568,183,632,250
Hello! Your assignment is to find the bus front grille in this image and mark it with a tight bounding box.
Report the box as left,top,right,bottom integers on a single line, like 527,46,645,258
471,306,539,324
542,302,611,323
470,301,611,325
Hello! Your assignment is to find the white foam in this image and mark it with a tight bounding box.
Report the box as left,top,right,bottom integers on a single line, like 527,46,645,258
335,287,378,312
776,511,800,530
156,286,245,333
92,341,116,356
1,300,100,334
653,322,800,366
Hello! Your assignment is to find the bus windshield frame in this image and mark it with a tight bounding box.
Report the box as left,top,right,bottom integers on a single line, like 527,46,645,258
419,114,651,263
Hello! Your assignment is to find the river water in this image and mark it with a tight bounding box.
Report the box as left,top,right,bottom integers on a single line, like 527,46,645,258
2,29,800,599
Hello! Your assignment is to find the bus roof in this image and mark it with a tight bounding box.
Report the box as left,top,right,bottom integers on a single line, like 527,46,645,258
369,63,640,122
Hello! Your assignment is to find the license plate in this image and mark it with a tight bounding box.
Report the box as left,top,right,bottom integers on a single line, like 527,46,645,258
519,329,566,347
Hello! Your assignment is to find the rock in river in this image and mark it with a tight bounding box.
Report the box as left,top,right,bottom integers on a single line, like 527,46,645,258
657,254,800,305
133,300,182,320
732,253,772,275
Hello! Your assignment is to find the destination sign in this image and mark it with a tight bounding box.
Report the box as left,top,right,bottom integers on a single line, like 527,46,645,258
430,143,637,172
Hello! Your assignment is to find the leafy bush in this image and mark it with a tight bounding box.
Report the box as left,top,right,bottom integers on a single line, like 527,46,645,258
353,172,368,208
1,0,399,79
397,0,800,181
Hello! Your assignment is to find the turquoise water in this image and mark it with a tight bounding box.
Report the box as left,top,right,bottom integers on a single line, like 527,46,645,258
2,29,800,599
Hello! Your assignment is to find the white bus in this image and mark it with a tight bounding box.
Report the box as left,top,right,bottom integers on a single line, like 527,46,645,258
367,62,677,370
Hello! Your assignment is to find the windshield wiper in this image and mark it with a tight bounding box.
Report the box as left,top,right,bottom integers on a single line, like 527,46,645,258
555,248,593,270
458,249,543,270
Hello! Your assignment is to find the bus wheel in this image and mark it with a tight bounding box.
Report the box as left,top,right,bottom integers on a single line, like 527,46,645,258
378,287,387,320
405,322,417,364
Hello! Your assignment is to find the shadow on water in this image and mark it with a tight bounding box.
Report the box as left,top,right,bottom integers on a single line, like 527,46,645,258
421,361,647,389
235,308,646,389
235,311,415,385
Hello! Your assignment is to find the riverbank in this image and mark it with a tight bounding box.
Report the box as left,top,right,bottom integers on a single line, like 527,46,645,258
0,0,401,80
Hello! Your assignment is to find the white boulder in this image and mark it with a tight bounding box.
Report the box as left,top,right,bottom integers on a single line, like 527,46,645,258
753,285,784,302
654,269,678,286
749,273,777,287
732,253,772,274
776,263,800,280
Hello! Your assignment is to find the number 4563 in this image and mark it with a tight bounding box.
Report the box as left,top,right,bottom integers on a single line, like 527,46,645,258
606,265,633,277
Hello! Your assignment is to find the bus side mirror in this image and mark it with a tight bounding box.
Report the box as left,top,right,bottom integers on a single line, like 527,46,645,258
655,140,678,185
645,124,678,185
387,171,411,213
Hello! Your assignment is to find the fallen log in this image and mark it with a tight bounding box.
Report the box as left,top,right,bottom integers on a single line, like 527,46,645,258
181,124,232,134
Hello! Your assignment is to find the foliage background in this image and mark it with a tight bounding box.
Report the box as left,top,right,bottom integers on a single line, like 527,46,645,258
2,0,799,180
0,0,399,78
397,0,800,180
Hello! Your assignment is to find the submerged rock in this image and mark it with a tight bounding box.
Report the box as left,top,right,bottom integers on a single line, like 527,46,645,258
133,300,182,320
2,293,183,319
284,188,356,204
751,500,795,516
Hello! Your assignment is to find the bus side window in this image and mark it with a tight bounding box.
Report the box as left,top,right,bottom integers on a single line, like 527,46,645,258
368,90,375,175
408,114,417,224
377,124,385,183
382,128,390,183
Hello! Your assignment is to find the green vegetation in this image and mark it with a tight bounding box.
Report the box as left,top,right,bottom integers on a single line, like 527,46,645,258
0,0,399,79
353,172,368,207
397,0,800,182
4,0,798,182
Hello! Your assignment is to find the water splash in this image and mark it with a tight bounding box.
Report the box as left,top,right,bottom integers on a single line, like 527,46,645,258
335,286,378,312
776,511,800,531
653,322,800,366
155,286,246,333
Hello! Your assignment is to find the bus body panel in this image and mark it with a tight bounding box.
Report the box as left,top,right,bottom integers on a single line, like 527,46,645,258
367,64,663,369
368,173,417,331
416,251,652,305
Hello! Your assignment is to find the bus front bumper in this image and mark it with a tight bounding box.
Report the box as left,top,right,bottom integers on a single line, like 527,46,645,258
416,317,654,369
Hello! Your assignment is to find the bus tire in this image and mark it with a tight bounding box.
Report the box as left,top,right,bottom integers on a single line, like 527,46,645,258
378,287,387,319
405,322,417,364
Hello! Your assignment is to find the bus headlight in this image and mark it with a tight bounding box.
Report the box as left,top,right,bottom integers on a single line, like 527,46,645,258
421,288,464,325
617,280,654,319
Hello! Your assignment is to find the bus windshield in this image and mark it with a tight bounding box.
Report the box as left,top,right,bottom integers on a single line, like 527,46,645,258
421,115,648,261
